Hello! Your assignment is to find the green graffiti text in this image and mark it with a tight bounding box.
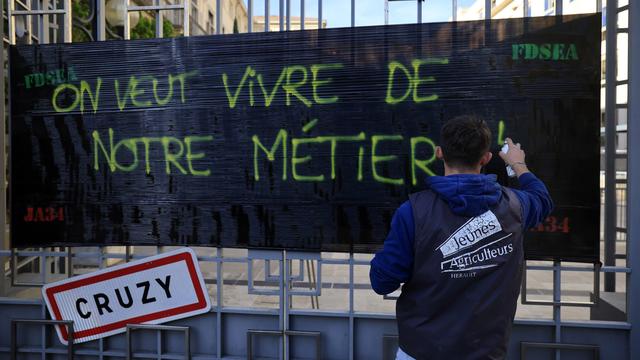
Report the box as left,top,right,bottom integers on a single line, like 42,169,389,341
222,63,343,109
51,71,197,113
92,128,213,176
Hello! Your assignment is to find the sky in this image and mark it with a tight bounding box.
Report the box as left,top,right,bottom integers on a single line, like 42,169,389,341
242,0,481,29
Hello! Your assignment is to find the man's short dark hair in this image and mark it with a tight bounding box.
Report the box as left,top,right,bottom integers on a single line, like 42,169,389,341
440,115,492,168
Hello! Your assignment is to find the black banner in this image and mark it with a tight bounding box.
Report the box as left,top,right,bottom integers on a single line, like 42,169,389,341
10,14,600,262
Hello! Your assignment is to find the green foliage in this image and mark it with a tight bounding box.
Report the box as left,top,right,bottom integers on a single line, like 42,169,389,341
71,0,91,42
131,17,155,39
163,19,176,38
72,0,90,18
132,17,177,39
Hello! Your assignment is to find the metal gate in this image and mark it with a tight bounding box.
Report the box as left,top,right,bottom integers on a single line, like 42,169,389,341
0,0,638,359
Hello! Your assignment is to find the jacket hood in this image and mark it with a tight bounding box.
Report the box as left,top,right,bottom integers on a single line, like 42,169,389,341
426,174,502,217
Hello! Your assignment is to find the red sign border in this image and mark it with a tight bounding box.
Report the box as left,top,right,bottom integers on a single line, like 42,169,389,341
45,250,208,342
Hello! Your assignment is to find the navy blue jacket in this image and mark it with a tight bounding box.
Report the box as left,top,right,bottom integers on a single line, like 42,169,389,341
370,172,553,295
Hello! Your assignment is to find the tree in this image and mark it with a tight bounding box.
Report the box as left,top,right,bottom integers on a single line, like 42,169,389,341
131,17,154,39
71,0,92,42
163,19,176,37
131,17,176,39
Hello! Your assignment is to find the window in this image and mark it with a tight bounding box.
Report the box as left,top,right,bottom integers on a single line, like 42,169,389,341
617,132,627,151
191,0,199,22
208,11,214,34
190,0,199,35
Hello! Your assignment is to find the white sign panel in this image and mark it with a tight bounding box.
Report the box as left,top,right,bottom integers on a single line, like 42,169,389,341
437,210,503,258
42,248,211,344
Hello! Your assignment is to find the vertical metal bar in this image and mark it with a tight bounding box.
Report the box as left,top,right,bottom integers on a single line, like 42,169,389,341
279,0,284,31
523,0,528,17
417,0,422,24
155,0,163,38
185,327,191,360
305,260,313,307
348,253,354,360
99,247,105,270
627,0,640,358
604,0,618,294
264,259,271,281
216,0,222,34
183,0,190,36
38,0,45,44
265,0,270,32
284,252,290,360
0,0,6,299
556,0,563,16
216,248,223,359
55,0,61,43
452,0,457,22
314,260,320,308
96,0,106,41
63,0,71,42
385,0,389,25
40,253,46,284
279,251,286,360
553,261,561,360
26,0,33,44
41,308,46,360
10,321,16,360
66,247,72,278
98,247,105,360
351,0,355,27
248,0,253,32
318,0,322,29
67,323,74,360
124,0,131,40
316,332,321,360
156,328,161,358
126,326,132,359
99,336,104,360
286,0,291,30
484,0,490,19
10,249,15,287
306,260,317,308
301,0,304,30
8,0,15,44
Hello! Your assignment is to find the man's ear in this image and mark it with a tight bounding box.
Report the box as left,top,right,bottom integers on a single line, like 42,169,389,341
479,151,493,167
436,146,444,160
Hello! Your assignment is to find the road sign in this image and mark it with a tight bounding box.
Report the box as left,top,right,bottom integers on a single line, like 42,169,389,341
42,248,211,344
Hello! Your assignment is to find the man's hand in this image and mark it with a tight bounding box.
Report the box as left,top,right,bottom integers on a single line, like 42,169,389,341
499,138,530,177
